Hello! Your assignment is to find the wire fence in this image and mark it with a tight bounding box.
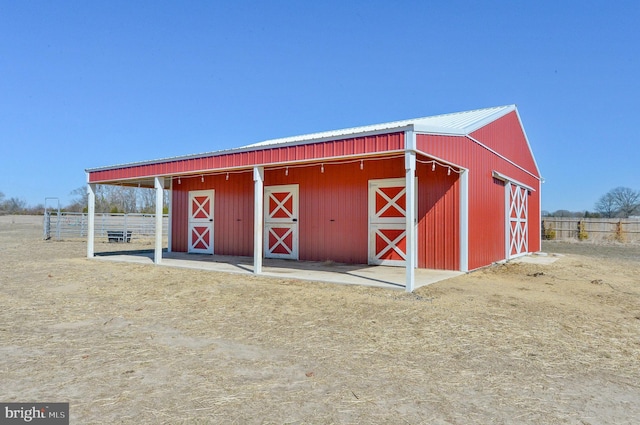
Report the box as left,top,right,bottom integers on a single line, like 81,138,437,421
43,212,169,241
541,218,640,242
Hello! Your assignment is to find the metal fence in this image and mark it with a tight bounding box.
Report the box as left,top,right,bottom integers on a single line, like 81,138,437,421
44,212,169,241
541,218,640,242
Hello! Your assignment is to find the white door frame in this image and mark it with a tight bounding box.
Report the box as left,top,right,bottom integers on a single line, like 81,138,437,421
264,184,299,260
188,189,214,254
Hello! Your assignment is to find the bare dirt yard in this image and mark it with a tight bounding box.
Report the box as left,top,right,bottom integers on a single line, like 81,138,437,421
1,215,639,424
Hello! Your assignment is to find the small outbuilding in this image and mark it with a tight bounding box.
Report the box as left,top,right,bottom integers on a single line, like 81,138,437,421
86,105,541,291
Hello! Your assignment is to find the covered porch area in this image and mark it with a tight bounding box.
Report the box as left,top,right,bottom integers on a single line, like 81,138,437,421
94,250,463,291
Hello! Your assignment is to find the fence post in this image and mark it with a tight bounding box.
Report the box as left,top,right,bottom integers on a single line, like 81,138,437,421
55,209,61,240
615,221,625,242
43,212,51,240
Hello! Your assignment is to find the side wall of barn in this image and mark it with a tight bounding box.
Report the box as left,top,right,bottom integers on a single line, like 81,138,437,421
417,111,541,270
171,155,460,270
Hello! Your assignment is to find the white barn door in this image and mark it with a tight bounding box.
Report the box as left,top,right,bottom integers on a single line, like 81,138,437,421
188,190,214,254
506,183,528,259
368,178,409,266
264,184,299,260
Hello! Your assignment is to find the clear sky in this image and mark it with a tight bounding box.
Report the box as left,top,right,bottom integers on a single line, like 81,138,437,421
1,1,638,212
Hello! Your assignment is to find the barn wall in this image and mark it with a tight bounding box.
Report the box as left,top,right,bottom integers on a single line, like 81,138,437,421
473,113,541,257
265,157,403,265
171,171,255,255
417,126,541,270
169,155,459,270
469,111,539,175
416,162,459,270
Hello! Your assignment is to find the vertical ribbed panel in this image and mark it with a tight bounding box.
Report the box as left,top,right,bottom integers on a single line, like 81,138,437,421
469,111,539,176
417,126,541,270
264,157,404,264
88,133,404,183
416,164,459,270
169,155,460,269
171,172,254,255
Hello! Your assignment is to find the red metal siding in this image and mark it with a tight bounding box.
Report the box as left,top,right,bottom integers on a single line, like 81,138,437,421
417,132,541,270
469,111,540,177
416,163,459,270
171,172,254,255
263,156,458,269
167,155,459,269
89,133,404,183
265,157,403,264
172,157,459,269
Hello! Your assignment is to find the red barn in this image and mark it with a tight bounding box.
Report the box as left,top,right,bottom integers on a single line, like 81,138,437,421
86,105,541,291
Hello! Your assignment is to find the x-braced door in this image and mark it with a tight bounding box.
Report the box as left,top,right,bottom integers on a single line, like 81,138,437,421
506,183,528,259
368,178,410,266
264,185,299,260
188,190,214,254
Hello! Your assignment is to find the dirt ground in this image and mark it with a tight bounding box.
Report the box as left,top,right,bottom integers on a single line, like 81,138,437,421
1,215,639,424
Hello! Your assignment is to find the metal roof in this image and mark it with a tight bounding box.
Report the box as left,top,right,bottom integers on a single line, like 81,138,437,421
86,105,516,173
243,105,515,148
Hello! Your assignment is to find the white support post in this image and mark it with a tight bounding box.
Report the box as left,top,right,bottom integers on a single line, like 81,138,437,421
505,182,511,260
154,177,164,265
459,169,469,272
253,167,264,274
87,181,96,258
167,178,173,253
538,178,542,253
405,150,416,292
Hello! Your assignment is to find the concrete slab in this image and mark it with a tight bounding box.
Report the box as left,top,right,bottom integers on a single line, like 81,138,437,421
94,251,463,291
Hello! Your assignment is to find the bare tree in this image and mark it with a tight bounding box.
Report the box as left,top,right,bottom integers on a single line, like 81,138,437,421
138,188,156,214
594,192,617,218
66,186,89,212
2,197,27,213
595,187,640,218
610,187,640,218
68,185,168,214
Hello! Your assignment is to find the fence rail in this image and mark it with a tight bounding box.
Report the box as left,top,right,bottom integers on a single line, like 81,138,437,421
44,212,169,241
542,217,640,242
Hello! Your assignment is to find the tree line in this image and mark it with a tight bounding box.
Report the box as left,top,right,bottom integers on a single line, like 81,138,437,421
544,187,640,218
0,186,168,215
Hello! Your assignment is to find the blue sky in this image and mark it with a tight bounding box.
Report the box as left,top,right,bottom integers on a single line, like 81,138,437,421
1,0,638,212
